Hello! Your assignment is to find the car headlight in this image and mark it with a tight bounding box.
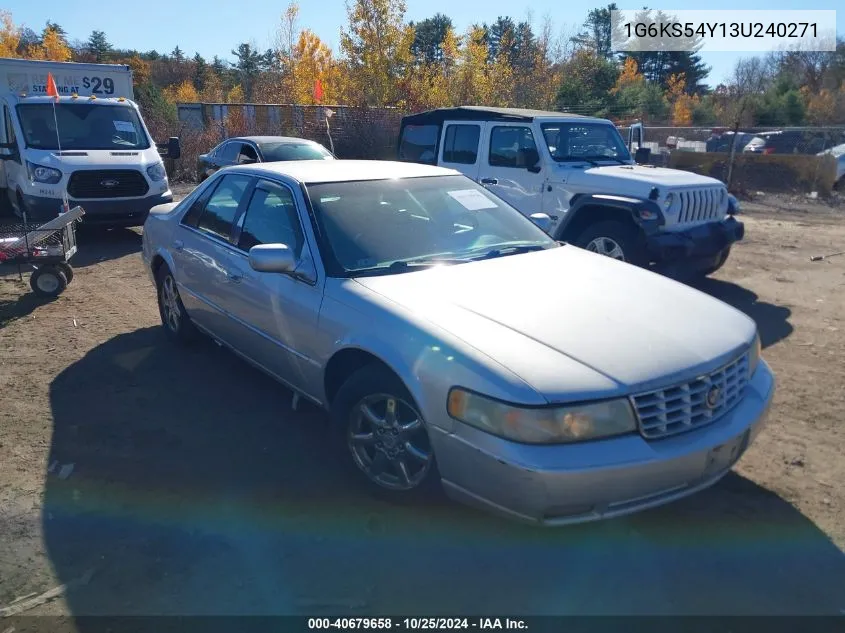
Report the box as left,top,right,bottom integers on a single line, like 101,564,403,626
447,388,637,444
748,332,761,378
26,161,62,184
663,192,675,211
146,162,167,182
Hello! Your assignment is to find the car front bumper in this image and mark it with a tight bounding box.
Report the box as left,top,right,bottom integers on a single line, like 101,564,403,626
22,192,173,227
430,360,774,526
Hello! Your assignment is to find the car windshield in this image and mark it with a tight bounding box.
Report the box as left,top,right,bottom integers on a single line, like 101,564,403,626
260,142,334,161
306,175,557,277
542,122,631,163
17,103,150,150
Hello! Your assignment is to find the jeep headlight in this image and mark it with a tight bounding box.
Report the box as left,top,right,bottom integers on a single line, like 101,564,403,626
748,332,762,378
663,192,675,211
447,388,636,444
26,161,62,184
146,162,167,182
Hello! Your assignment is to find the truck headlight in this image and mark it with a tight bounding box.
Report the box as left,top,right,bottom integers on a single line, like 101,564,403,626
26,161,62,184
447,388,636,444
146,162,167,182
663,192,675,211
748,332,761,378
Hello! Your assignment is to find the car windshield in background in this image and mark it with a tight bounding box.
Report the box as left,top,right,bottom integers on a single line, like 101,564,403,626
307,175,557,276
260,142,333,161
17,103,150,150
542,122,631,163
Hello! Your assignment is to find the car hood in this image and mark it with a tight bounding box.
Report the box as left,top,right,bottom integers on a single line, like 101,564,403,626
353,246,756,399
563,164,723,189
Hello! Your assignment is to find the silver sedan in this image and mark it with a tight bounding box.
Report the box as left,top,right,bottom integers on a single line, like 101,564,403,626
142,160,775,525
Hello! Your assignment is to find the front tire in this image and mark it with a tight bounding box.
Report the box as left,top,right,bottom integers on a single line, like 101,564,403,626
696,246,732,278
30,266,68,298
574,220,648,267
156,266,198,344
331,365,440,501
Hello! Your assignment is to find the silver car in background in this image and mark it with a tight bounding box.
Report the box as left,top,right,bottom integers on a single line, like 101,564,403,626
142,160,775,525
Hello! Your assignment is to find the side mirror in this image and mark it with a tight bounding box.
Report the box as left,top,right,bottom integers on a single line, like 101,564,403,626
166,137,181,160
529,213,552,233
248,243,296,274
635,147,651,164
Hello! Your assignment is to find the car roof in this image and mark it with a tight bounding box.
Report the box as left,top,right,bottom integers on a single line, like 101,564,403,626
228,159,460,184
229,136,324,145
401,106,595,126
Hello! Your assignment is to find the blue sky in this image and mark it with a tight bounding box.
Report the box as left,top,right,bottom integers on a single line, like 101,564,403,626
6,0,843,87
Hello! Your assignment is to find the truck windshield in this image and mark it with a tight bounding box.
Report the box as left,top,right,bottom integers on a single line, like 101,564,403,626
541,122,632,163
16,103,151,151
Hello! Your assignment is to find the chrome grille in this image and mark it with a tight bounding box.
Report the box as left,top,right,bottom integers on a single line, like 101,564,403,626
632,354,749,440
677,187,724,224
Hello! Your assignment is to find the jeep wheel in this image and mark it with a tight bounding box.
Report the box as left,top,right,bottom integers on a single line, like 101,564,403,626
574,221,647,267
697,246,732,278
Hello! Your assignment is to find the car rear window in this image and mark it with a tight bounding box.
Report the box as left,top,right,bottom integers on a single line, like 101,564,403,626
398,124,439,164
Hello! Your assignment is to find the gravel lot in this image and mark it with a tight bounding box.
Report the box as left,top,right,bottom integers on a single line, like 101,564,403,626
1,188,844,618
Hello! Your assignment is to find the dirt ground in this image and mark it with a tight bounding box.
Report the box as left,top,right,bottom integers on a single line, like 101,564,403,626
1,189,844,620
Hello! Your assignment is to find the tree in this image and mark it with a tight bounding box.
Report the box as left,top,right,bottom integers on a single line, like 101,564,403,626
193,53,209,92
43,21,68,46
619,10,709,93
0,11,21,58
163,79,199,103
32,27,72,61
556,50,619,116
410,13,452,64
290,30,336,104
572,3,623,60
487,16,516,61
232,42,264,100
171,46,185,64
87,30,112,62
340,0,413,106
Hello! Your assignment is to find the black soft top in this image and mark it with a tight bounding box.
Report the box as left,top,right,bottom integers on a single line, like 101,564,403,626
400,106,587,126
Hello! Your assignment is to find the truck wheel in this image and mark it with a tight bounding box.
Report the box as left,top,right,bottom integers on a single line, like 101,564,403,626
30,266,68,298
574,221,647,267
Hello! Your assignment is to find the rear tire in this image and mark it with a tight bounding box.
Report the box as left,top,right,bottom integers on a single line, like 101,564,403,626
30,266,68,298
574,220,648,267
156,266,198,344
331,364,441,503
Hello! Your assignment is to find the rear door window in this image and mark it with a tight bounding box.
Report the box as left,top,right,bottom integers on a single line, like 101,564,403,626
238,143,259,164
441,124,480,165
489,126,539,168
399,124,439,164
195,174,252,241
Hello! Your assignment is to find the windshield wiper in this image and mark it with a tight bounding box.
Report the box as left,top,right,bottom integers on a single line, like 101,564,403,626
466,244,551,261
351,258,462,277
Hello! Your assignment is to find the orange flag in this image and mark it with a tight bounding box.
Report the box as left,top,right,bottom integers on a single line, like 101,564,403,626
313,79,323,103
45,72,59,100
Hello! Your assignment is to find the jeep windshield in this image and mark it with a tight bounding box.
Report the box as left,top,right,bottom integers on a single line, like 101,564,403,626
542,122,632,164
17,103,151,150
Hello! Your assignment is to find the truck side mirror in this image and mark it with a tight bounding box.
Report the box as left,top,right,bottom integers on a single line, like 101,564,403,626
166,137,181,160
635,147,651,164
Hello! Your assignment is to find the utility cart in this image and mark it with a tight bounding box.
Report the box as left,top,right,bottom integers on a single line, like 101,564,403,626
0,206,84,298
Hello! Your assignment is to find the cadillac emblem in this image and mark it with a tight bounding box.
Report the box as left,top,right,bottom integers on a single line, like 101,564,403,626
705,385,721,409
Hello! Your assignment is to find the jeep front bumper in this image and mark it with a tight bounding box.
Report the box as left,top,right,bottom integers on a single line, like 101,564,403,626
647,217,744,264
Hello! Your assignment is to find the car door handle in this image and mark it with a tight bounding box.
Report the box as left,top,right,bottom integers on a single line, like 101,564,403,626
226,271,243,283
480,178,498,185
173,239,183,251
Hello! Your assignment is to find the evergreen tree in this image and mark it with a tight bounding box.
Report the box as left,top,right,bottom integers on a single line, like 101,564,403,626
87,30,112,62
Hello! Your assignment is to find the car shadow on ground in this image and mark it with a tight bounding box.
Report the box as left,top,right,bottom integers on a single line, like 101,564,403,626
688,277,793,349
44,327,844,619
0,277,50,326
72,226,143,268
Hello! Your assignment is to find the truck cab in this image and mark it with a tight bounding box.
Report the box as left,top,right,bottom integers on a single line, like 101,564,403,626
398,106,743,279
0,58,180,227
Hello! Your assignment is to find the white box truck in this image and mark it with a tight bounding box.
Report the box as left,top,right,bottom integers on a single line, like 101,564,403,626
0,58,181,226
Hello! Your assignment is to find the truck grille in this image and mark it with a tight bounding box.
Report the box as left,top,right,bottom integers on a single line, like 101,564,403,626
677,187,725,224
631,353,749,440
67,170,149,199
